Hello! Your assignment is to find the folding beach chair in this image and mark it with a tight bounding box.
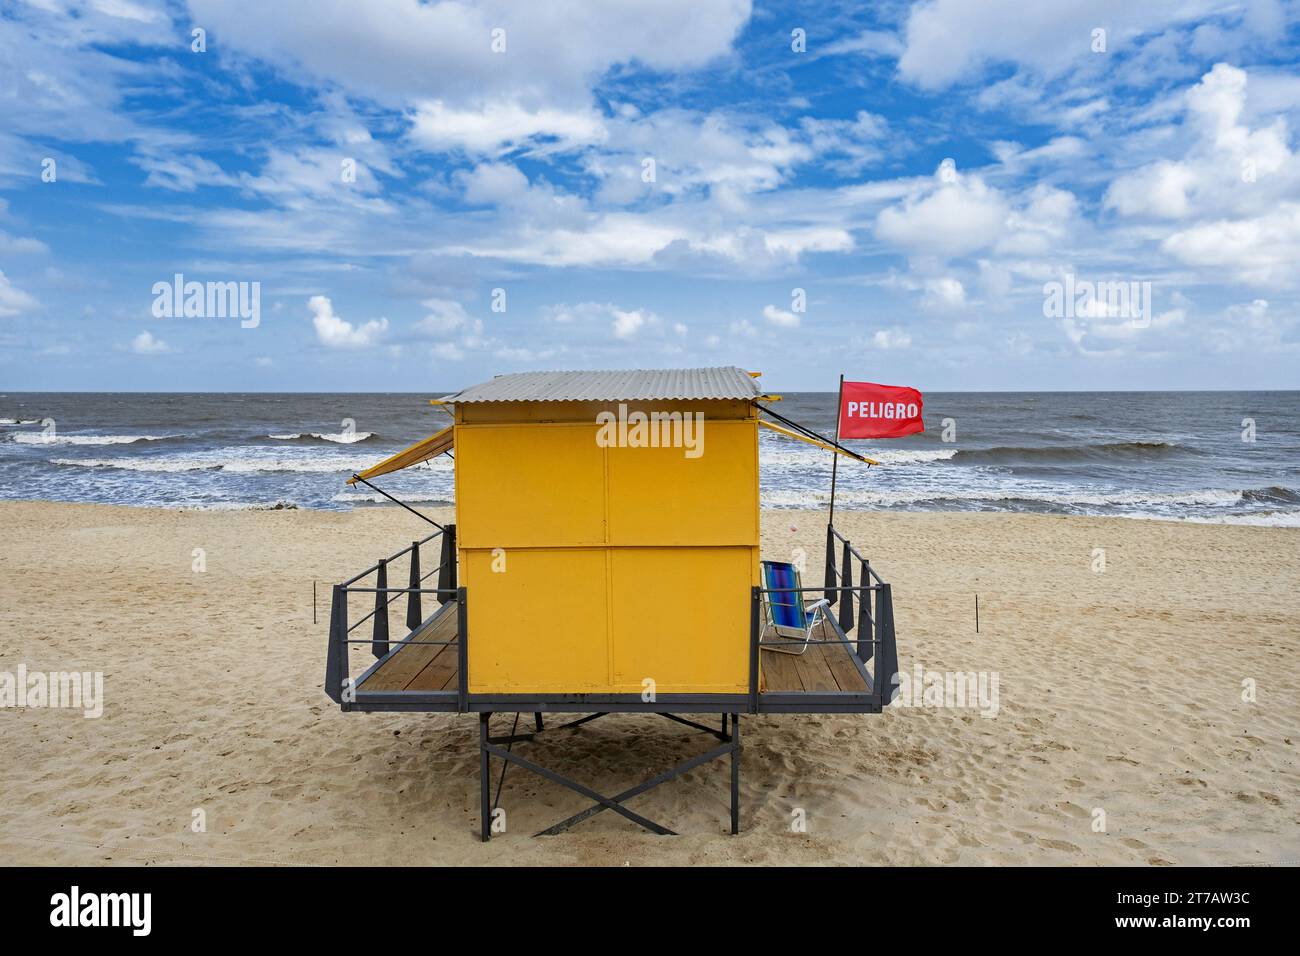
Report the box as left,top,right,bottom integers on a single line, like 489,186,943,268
760,560,831,655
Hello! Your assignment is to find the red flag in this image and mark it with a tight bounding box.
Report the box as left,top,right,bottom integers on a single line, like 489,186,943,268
838,381,925,439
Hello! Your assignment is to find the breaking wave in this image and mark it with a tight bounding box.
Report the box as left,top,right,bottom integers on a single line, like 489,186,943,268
10,433,179,445
267,431,378,445
952,441,1188,464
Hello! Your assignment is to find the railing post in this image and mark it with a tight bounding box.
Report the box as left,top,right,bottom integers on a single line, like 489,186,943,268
406,541,422,630
457,586,468,712
479,712,491,842
438,524,457,605
873,583,900,705
838,540,854,633
748,586,760,715
371,558,389,659
857,560,873,662
823,524,836,604
324,584,347,705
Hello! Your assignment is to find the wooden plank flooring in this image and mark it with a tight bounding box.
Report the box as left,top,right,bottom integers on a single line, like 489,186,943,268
758,618,871,694
358,601,869,697
358,601,460,693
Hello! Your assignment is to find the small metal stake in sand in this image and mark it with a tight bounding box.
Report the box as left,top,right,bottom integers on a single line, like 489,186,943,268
313,580,317,624
975,593,979,633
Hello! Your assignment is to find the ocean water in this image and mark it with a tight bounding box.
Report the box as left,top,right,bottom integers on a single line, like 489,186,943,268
2,391,1298,525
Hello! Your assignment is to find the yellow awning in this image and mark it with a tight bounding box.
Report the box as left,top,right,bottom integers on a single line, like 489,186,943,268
758,418,878,465
346,425,454,484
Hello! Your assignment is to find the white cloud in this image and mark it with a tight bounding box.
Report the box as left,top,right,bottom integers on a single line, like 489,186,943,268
1207,297,1293,351
1162,202,1300,286
0,271,38,317
797,111,889,174
612,308,649,339
417,298,471,336
923,277,966,308
410,100,607,155
189,0,752,155
131,330,171,354
871,327,912,349
132,149,237,192
876,166,1009,258
309,294,388,348
1105,160,1200,218
762,304,799,327
1105,64,1297,222
540,300,667,341
1059,305,1186,352
895,1,1241,90
996,184,1079,256
0,231,49,254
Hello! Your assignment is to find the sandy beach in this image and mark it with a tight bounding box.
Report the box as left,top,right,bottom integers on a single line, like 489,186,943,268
1,500,1296,866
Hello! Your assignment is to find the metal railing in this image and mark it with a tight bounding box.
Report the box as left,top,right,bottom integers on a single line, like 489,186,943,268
747,522,899,711
325,518,895,714
324,524,458,707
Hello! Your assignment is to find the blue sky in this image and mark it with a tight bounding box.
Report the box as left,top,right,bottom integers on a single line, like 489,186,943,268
2,0,1299,392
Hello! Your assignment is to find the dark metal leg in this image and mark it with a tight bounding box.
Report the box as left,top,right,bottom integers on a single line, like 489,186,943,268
479,712,491,842
657,711,728,740
730,714,740,835
534,712,544,732
486,743,675,835
721,713,728,737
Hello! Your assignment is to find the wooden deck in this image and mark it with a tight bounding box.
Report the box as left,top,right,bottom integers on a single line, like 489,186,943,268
758,616,870,694
358,602,460,693
358,601,868,698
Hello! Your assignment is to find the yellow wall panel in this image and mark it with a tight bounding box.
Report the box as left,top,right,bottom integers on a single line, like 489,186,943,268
464,548,610,693
456,423,606,548
606,420,757,546
609,547,755,693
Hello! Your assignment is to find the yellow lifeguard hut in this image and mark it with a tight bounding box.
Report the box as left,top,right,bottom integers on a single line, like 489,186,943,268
324,367,898,838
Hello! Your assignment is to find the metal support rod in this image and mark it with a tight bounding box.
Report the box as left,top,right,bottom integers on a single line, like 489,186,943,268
406,541,422,630
748,587,760,715
534,712,544,732
370,559,389,659
828,372,845,525
492,713,519,812
532,731,735,836
733,712,743,832
479,713,491,842
657,712,728,740
758,401,866,462
348,474,444,530
548,712,607,731
487,743,674,836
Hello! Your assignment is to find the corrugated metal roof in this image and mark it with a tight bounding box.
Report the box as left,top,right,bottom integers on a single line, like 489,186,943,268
439,367,764,404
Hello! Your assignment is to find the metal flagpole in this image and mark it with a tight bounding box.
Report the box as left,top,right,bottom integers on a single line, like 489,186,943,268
828,373,844,526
